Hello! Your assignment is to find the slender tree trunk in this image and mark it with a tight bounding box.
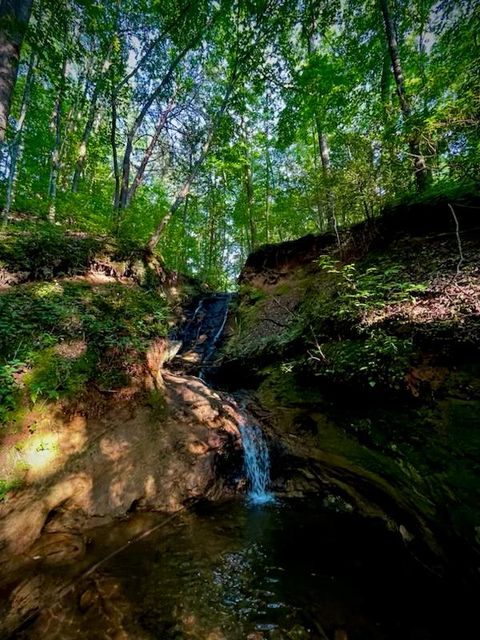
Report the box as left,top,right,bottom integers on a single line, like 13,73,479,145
71,80,102,192
48,57,67,222
146,80,235,253
180,193,189,271
126,97,175,205
118,130,133,209
117,44,192,210
315,118,339,244
240,118,256,251
110,87,120,212
72,45,112,193
306,26,338,239
379,0,430,190
264,136,271,244
2,48,36,220
311,122,324,231
244,160,255,252
380,48,390,112
380,47,396,174
208,182,215,273
0,0,33,142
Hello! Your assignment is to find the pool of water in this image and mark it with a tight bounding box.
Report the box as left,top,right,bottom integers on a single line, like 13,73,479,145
11,497,476,640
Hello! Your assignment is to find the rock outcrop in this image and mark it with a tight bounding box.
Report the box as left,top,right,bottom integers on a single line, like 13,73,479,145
219,197,480,579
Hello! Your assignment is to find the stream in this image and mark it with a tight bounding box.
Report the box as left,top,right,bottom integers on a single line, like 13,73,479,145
3,294,476,639
8,499,475,639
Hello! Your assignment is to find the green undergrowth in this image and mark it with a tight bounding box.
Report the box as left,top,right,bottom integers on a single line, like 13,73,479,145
226,257,425,392
0,222,154,279
0,279,170,425
226,222,480,393
0,224,105,276
294,254,427,390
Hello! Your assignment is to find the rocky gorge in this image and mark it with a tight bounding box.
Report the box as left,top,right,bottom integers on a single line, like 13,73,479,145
0,196,479,638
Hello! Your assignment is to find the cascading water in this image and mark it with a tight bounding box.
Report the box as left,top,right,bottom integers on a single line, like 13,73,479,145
238,420,275,504
173,293,274,503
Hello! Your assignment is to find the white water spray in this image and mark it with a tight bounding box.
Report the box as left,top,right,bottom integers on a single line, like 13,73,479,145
238,420,274,505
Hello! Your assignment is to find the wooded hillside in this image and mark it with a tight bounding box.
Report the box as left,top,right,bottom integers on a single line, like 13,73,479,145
0,0,478,285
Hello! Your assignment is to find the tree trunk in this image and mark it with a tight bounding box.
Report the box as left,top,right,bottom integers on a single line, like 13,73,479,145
71,76,104,192
2,48,36,220
244,159,256,252
306,21,338,238
146,80,235,254
126,98,175,205
0,0,33,142
311,122,324,231
380,47,396,173
264,134,271,244
110,88,120,212
48,57,67,222
315,119,339,244
117,43,192,210
379,0,430,190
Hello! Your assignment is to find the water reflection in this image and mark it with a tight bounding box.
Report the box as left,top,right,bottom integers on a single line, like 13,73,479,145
7,498,477,640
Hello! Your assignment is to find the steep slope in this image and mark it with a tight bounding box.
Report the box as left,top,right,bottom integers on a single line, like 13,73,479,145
0,232,241,559
219,196,480,578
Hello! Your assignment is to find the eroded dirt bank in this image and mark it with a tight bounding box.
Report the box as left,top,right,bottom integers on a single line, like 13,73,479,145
0,242,245,636
217,196,480,579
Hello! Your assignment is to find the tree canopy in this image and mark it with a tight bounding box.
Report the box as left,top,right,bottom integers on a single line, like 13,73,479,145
1,0,478,286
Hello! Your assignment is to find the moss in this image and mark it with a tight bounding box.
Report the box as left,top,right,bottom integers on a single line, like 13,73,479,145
0,280,170,425
0,477,22,501
146,388,169,421
0,224,105,276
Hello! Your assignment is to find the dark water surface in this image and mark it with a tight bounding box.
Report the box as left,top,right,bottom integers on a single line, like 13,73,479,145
15,497,475,640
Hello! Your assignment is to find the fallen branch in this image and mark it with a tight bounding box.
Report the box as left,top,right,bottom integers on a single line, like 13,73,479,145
8,502,197,637
258,316,289,328
448,203,464,275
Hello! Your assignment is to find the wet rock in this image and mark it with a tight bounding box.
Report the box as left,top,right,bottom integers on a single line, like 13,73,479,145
0,368,241,560
27,531,86,564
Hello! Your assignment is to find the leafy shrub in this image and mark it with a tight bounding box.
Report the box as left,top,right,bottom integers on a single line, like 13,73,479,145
311,330,414,390
317,254,427,318
0,224,104,276
0,281,170,422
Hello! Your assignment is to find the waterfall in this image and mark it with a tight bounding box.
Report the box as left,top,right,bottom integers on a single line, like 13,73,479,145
238,420,274,505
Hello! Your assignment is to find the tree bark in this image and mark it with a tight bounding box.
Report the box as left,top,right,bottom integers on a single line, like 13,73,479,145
379,0,430,190
71,55,111,193
48,57,67,222
244,159,255,251
0,0,33,142
2,48,36,219
241,119,256,251
264,132,271,244
110,87,120,211
305,18,338,238
315,117,339,244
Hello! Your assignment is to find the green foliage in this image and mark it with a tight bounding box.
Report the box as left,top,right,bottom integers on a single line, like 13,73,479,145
0,361,23,423
0,224,104,276
317,254,427,318
0,280,170,422
315,330,414,390
0,0,478,286
0,478,22,501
